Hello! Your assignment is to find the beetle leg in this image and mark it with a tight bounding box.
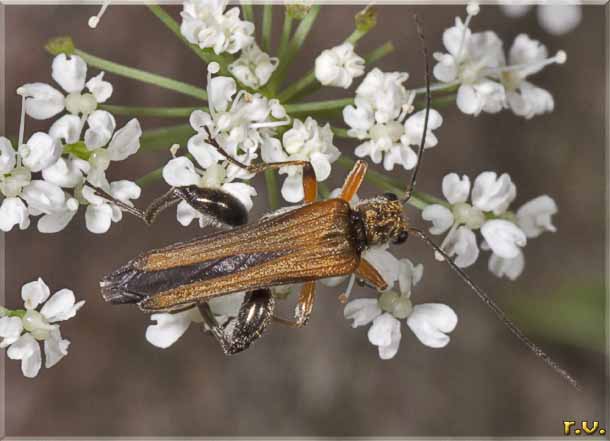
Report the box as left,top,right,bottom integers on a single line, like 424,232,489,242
273,281,316,328
203,127,317,203
86,184,249,227
339,160,368,202
355,258,388,291
198,289,275,355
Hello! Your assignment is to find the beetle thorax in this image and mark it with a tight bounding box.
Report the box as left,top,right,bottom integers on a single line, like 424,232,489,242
355,197,408,247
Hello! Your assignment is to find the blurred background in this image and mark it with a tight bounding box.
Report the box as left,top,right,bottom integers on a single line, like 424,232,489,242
1,3,607,437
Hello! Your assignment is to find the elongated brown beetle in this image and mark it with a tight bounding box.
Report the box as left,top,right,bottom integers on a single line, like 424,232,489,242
91,17,580,389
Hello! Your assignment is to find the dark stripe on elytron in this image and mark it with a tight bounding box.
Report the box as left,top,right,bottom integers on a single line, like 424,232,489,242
125,250,290,297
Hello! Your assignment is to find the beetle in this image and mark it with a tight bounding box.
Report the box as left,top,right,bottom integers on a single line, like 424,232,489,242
92,17,579,389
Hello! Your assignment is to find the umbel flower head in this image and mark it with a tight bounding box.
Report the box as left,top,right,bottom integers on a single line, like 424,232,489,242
422,172,557,280
180,0,255,55
343,68,443,171
0,278,84,378
433,3,566,118
344,256,457,359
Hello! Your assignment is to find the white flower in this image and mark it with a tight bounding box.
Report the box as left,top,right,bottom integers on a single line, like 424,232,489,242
480,219,526,259
18,132,62,173
315,43,365,88
516,195,558,238
0,197,30,232
501,34,565,119
0,316,23,348
82,180,141,234
185,65,289,184
422,171,529,271
180,0,254,55
488,251,525,281
264,117,339,203
344,69,443,171
344,256,457,359
433,10,507,116
21,180,80,234
21,54,112,120
229,43,278,89
3,278,84,378
146,292,245,348
0,137,16,174
500,3,582,36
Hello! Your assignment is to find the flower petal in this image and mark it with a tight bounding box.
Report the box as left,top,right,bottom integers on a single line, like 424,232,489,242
367,313,400,348
21,83,65,120
480,219,527,259
407,303,457,348
20,132,62,172
7,334,42,378
37,208,77,234
0,197,30,232
106,119,142,161
49,114,82,144
21,277,51,310
86,72,113,103
52,54,87,93
489,251,525,281
85,110,116,150
44,328,70,368
0,137,16,174
516,195,558,238
281,173,304,203
442,173,470,204
40,288,84,322
85,203,113,234
422,204,454,235
162,157,200,187
145,309,196,349
344,298,382,328
471,171,516,215
0,316,23,348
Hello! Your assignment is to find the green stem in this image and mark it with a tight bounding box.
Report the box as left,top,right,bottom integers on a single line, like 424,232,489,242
264,169,281,209
241,2,254,23
267,5,320,94
278,11,293,60
332,127,351,139
137,166,163,187
74,49,207,101
318,181,331,199
140,124,195,152
100,104,205,118
284,98,353,116
262,3,273,53
364,41,394,65
147,4,232,73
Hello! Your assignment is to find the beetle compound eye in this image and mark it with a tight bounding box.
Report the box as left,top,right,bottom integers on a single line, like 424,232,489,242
393,231,408,245
384,192,398,201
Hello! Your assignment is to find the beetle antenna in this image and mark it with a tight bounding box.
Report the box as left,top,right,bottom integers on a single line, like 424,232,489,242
402,14,431,204
408,227,581,391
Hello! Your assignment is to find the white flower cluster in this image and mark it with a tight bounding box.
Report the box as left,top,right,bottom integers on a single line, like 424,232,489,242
344,252,457,359
314,42,365,89
343,68,443,171
182,0,277,90
163,63,340,214
0,278,84,378
434,4,566,118
422,172,557,280
1,54,142,234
